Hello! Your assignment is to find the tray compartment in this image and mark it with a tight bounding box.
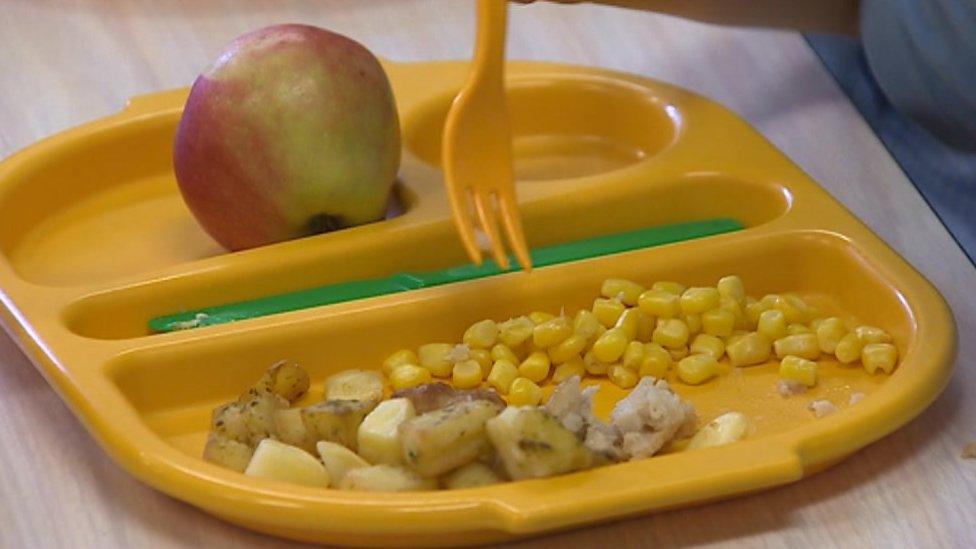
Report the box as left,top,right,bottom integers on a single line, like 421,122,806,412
65,173,790,340
404,74,680,181
108,228,909,462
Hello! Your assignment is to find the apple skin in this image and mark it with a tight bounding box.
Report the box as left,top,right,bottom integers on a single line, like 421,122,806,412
173,24,400,251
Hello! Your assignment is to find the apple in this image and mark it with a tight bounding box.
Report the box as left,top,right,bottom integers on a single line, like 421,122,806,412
173,24,400,251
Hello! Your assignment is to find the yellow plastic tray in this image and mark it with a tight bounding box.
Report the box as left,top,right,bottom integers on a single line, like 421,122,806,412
0,60,956,546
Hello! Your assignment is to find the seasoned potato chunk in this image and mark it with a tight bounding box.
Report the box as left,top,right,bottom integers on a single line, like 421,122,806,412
212,390,288,447
442,462,502,489
325,369,384,402
400,400,501,477
202,433,254,473
302,399,377,451
244,439,330,487
338,465,437,492
274,407,314,452
357,398,416,464
486,407,593,480
316,441,370,484
253,360,310,403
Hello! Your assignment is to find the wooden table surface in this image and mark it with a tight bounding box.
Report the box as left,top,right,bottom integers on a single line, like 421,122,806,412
1,1,974,547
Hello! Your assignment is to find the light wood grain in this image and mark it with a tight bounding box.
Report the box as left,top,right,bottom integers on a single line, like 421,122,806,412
1,1,974,547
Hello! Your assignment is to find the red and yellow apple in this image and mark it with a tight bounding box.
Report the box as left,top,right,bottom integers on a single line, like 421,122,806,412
173,24,400,251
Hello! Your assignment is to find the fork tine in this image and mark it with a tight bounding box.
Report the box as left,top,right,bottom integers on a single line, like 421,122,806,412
443,159,483,265
473,190,511,270
496,187,533,272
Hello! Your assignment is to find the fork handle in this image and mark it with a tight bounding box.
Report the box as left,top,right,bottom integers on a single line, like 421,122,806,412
474,0,508,80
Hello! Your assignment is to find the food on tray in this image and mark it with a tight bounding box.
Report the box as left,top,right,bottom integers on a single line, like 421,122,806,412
173,24,400,251
203,274,900,490
204,363,698,490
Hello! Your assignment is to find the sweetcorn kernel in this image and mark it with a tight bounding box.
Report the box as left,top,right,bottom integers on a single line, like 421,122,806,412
638,289,680,319
779,355,817,387
487,359,519,394
468,349,492,378
548,333,588,364
389,364,432,390
519,351,551,383
744,298,767,328
592,298,626,327
653,318,690,349
601,278,645,306
702,308,735,337
835,332,864,364
507,378,543,406
533,316,573,348
552,359,586,383
640,343,672,378
787,323,812,335
418,343,454,377
717,275,746,304
382,349,419,376
726,332,772,367
773,333,820,360
757,309,788,341
721,296,749,330
573,309,603,339
637,311,655,342
854,325,892,344
453,360,483,389
669,346,690,361
463,319,498,349
775,294,811,324
608,364,639,389
862,343,898,374
677,354,719,385
583,350,609,376
690,334,725,360
529,311,556,325
622,341,645,371
593,327,630,363
652,281,686,295
491,343,520,365
816,317,847,354
498,316,534,347
680,287,721,315
683,313,702,336
615,308,642,340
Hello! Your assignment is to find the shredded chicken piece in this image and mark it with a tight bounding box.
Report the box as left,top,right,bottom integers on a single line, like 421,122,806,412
809,399,838,418
777,379,807,397
544,376,623,461
445,344,470,364
610,377,696,459
849,392,866,405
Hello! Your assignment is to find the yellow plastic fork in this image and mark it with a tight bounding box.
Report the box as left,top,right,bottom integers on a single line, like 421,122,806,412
442,0,532,272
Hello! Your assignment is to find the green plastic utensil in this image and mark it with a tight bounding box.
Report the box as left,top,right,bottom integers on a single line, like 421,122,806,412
149,218,743,333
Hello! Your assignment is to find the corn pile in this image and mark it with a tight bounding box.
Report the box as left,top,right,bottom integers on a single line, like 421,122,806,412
382,275,899,403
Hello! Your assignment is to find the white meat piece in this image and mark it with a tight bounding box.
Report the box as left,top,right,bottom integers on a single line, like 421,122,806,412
777,379,807,397
809,399,838,418
610,377,697,459
544,376,622,461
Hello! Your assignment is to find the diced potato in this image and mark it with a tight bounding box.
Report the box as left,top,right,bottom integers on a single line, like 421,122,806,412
338,465,437,492
357,398,416,465
316,441,370,484
687,412,748,449
274,407,314,451
485,407,593,480
202,433,254,473
302,399,377,451
391,383,504,413
325,369,384,402
442,462,502,489
401,400,500,477
212,390,288,447
244,439,331,487
253,360,310,403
